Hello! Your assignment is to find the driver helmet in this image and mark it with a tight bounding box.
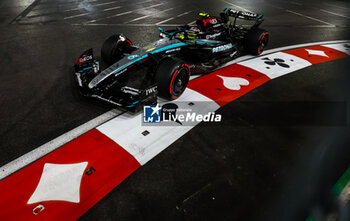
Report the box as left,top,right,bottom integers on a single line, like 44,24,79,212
189,26,200,32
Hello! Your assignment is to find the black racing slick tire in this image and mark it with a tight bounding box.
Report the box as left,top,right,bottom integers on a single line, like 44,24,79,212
101,34,132,65
244,28,269,55
155,58,190,100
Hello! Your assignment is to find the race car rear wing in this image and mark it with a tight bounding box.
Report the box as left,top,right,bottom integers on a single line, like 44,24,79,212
223,8,263,20
222,8,263,28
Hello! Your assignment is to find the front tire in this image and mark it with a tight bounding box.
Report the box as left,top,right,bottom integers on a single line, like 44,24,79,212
101,34,132,65
155,58,190,100
244,28,269,55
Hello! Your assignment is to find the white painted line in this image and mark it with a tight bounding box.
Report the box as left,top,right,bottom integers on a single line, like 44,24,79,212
65,8,81,12
187,20,196,25
94,1,119,7
0,40,349,180
323,2,350,10
113,10,133,16
103,6,121,11
84,11,133,22
64,0,119,12
64,13,89,20
221,0,254,13
0,109,125,180
63,0,100,12
177,11,192,17
286,9,336,27
319,9,349,18
155,11,191,25
155,17,177,25
86,2,163,23
125,7,175,24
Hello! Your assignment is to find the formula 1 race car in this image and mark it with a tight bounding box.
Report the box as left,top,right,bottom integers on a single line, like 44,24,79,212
74,8,269,111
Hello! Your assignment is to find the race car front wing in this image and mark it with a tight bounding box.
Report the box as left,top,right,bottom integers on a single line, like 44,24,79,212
74,49,157,111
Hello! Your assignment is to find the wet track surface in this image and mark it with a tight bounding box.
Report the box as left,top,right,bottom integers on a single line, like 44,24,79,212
0,0,350,220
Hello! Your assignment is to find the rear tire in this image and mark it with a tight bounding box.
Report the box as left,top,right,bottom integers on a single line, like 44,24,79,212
155,58,190,100
244,28,269,55
101,34,132,65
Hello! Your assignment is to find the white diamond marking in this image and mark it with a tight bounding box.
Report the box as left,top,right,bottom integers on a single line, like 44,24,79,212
305,49,329,57
27,162,88,204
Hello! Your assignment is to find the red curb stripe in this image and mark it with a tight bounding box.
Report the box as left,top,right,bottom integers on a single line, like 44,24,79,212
283,45,348,64
0,43,349,220
187,64,270,106
0,129,140,220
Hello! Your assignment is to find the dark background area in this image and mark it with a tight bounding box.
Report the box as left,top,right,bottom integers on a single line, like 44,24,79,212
0,0,349,220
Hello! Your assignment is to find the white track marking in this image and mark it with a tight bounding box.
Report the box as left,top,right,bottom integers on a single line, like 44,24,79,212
64,0,100,12
323,43,350,55
323,2,350,10
102,0,153,12
0,40,349,180
319,9,349,18
286,9,336,27
219,40,350,71
65,0,119,12
87,11,133,23
187,20,196,25
239,52,312,79
65,8,80,12
0,110,124,180
64,13,89,19
125,7,175,23
98,89,220,165
94,1,119,7
27,162,88,204
221,0,254,13
155,11,192,25
103,6,121,11
87,2,163,23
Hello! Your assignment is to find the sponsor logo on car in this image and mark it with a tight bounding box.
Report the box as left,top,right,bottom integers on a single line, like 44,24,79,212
209,18,217,24
241,11,257,17
76,55,92,64
165,48,181,54
145,86,157,95
128,54,139,60
121,86,140,96
212,43,233,53
206,33,221,39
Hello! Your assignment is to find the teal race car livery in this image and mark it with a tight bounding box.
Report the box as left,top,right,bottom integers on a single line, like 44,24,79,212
74,8,269,111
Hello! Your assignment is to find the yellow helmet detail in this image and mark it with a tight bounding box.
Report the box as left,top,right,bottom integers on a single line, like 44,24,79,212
199,12,210,17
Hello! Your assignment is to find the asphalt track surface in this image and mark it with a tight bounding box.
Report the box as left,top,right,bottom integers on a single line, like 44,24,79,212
0,0,350,220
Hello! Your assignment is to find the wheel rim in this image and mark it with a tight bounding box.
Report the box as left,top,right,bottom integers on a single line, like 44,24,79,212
258,33,269,54
171,68,189,97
